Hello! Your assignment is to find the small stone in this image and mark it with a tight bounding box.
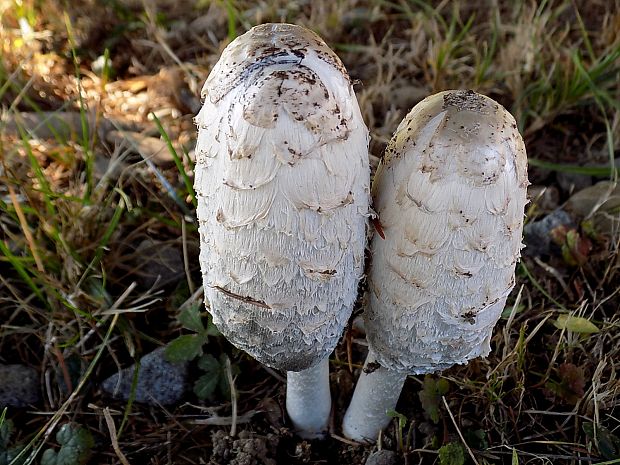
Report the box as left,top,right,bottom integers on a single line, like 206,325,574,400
0,364,39,408
365,449,399,465
101,346,188,405
565,181,620,235
523,209,574,257
91,55,107,75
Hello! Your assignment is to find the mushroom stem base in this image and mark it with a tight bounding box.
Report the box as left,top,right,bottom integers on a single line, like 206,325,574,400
286,357,331,439
342,350,407,443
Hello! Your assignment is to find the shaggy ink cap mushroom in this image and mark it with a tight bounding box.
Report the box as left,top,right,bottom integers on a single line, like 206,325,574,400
342,90,528,442
194,23,370,437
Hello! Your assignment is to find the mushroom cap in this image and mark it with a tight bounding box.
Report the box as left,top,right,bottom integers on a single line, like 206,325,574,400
366,90,528,374
194,24,370,372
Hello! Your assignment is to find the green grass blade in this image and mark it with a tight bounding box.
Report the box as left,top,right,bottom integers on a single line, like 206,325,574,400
16,125,57,217
528,158,618,177
75,195,125,289
0,240,49,309
224,0,238,40
519,262,566,311
151,113,197,208
64,13,94,201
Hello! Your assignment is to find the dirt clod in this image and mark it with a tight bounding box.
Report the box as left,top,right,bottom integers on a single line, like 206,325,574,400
210,430,279,465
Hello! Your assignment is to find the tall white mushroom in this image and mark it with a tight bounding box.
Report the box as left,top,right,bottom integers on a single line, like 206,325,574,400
194,23,369,438
342,90,529,442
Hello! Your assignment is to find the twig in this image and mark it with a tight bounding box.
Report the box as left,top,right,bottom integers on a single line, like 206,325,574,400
192,410,259,426
487,444,599,463
442,396,481,465
502,284,524,359
52,344,73,394
225,355,238,437
533,257,571,295
330,433,361,446
70,282,137,354
103,407,131,465
178,285,205,311
261,365,286,383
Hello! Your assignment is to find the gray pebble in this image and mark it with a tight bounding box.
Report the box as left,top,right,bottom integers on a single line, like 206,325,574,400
565,181,620,235
523,208,574,257
365,449,399,465
101,346,188,405
0,364,39,408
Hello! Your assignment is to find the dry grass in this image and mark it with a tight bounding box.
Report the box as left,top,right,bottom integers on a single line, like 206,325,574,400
0,0,619,464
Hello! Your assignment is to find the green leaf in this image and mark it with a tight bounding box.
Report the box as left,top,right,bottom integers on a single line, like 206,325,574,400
194,354,222,400
0,420,12,465
194,373,220,400
41,449,59,465
438,442,465,465
512,448,519,465
583,422,620,460
463,429,488,450
197,353,220,373
205,313,221,337
386,410,407,429
419,376,450,423
386,409,408,451
178,304,205,333
165,334,205,363
41,423,94,465
0,418,24,465
553,315,600,334
1,447,25,465
501,304,525,320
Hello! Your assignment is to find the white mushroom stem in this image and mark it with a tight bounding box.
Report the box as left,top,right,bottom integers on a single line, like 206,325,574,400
342,351,407,443
286,358,332,438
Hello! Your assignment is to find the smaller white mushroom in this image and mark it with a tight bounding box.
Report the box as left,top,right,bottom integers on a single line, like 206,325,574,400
342,90,529,442
195,23,369,438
